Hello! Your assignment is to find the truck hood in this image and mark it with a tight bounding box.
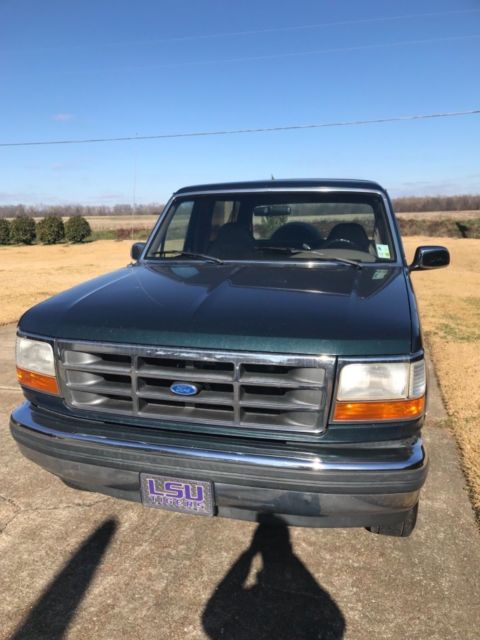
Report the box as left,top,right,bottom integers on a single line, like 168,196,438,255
19,262,412,356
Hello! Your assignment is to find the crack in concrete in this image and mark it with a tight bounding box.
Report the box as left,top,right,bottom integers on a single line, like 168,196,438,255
0,494,22,534
0,496,110,535
0,513,20,534
0,492,21,510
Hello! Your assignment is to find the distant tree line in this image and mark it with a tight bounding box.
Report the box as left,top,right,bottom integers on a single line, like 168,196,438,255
0,203,164,218
1,196,479,218
392,194,480,212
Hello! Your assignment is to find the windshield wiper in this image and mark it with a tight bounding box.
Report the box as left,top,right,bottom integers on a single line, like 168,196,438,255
151,250,224,264
256,245,362,269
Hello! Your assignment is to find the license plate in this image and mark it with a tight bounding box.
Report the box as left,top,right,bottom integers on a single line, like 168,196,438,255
140,473,214,517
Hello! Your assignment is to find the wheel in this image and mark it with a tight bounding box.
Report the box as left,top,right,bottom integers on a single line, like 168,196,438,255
367,503,418,537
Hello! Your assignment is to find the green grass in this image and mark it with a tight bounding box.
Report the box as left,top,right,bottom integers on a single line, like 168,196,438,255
90,228,149,242
437,322,480,343
464,296,480,310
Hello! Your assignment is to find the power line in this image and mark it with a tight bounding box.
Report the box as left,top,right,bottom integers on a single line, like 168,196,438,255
1,109,479,148
117,33,480,74
5,7,479,53
31,33,480,78
120,8,480,44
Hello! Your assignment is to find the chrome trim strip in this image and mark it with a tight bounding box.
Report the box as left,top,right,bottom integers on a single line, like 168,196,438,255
173,187,386,195
16,330,55,344
337,351,424,364
56,339,335,365
14,411,426,472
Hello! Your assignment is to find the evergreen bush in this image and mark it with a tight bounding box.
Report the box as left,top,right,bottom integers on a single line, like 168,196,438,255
37,215,65,244
0,218,11,244
65,215,91,243
10,216,36,244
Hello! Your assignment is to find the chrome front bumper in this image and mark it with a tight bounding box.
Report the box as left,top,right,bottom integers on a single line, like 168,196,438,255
10,402,428,528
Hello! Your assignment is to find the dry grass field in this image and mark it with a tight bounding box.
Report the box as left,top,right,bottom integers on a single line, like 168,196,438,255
0,241,132,325
0,236,479,515
84,214,158,231
404,237,480,516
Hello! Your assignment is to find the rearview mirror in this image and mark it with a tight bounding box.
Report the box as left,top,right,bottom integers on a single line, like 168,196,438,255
409,245,450,271
253,205,291,217
131,242,146,261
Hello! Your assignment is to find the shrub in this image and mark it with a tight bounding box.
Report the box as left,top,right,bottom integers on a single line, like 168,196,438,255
10,216,36,244
65,215,91,243
37,215,65,244
0,218,11,244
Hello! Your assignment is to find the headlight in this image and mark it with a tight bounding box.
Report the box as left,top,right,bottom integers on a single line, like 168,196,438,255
333,359,425,422
16,336,59,395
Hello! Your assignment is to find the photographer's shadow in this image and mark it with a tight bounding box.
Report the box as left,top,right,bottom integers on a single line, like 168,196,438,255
202,516,345,640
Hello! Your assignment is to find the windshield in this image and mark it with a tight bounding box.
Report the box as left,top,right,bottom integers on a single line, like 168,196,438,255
145,192,396,263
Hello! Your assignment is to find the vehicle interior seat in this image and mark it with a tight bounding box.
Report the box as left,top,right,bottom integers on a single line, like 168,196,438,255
269,221,324,249
325,222,371,252
208,222,255,259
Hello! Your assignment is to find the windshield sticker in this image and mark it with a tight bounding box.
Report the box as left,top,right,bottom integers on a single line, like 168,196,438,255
372,269,388,280
376,244,391,259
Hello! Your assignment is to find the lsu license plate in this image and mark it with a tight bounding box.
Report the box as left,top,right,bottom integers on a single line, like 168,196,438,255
140,473,214,516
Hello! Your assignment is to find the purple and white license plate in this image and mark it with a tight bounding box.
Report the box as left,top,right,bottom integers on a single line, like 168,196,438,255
140,473,214,516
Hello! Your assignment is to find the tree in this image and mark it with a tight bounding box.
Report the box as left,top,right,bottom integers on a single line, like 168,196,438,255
10,216,36,244
37,215,65,244
0,218,11,244
65,215,91,243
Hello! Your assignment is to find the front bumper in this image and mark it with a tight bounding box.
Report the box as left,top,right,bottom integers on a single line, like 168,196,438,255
10,402,428,528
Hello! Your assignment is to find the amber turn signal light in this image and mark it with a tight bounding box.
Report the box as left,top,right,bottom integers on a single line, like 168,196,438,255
333,396,425,422
16,367,59,395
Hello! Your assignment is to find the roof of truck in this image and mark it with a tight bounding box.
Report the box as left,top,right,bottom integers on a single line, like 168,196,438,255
174,178,387,194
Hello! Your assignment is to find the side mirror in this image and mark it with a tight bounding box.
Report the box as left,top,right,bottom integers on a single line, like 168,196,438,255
131,242,146,261
409,245,450,271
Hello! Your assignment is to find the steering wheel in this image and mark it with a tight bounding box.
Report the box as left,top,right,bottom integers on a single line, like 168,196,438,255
322,237,362,251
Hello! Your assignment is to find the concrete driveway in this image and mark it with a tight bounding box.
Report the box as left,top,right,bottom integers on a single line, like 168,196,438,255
1,324,479,639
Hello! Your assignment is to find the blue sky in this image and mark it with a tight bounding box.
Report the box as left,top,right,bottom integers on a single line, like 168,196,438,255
1,0,479,205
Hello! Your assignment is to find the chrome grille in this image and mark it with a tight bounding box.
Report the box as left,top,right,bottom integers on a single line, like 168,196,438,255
56,341,335,435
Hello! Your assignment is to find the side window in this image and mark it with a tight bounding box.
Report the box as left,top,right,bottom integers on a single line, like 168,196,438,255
162,201,194,253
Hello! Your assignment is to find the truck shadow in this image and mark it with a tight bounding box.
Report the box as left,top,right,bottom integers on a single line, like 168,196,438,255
202,516,346,640
10,518,117,640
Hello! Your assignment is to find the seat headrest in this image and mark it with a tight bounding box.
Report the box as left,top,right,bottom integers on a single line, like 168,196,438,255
208,223,254,258
270,221,323,249
327,222,370,251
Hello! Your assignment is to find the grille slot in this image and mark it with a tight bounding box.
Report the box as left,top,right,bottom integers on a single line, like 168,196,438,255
58,343,335,435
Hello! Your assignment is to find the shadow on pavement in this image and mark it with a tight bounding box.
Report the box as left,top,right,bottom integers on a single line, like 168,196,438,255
202,516,346,640
10,518,117,640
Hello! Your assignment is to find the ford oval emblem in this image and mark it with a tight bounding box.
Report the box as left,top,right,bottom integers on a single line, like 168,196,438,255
170,382,201,396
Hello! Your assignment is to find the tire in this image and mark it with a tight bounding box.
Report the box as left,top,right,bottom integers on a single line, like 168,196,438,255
367,502,418,537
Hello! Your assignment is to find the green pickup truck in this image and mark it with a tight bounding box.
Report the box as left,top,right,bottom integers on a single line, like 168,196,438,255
11,179,449,536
